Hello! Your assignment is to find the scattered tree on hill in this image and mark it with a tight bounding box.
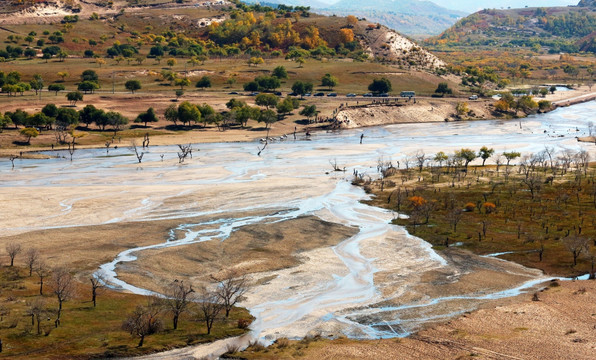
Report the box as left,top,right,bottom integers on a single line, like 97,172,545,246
163,280,194,330
259,109,277,129
25,248,39,276
51,267,74,327
174,77,191,90
48,83,65,95
277,97,299,117
66,91,83,106
30,74,44,95
36,261,49,295
455,148,477,170
135,108,158,127
321,73,338,90
435,82,453,96
122,301,163,347
300,104,318,122
177,101,201,126
368,78,392,94
6,242,21,267
272,66,288,79
78,81,99,94
164,104,179,125
90,271,105,308
255,93,279,109
339,28,354,43
563,235,589,266
212,270,248,318
57,71,69,82
20,128,39,144
291,81,313,98
81,69,98,83
196,76,212,90
166,58,177,68
196,287,223,334
125,80,141,93
503,151,521,166
479,146,495,166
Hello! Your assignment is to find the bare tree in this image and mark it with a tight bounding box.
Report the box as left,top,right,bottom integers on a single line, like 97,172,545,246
446,208,463,232
131,142,144,163
25,248,40,276
414,151,426,173
163,279,194,330
51,267,74,327
35,261,50,295
196,287,223,334
90,271,106,308
177,144,193,163
9,155,18,169
122,301,163,347
27,297,46,335
211,270,249,318
6,242,22,267
563,235,589,266
521,173,543,199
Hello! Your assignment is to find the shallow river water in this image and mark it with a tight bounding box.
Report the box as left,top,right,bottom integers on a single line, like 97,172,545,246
1,102,595,348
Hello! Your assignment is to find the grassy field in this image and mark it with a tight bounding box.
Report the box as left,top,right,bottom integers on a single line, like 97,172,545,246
360,160,596,278
0,266,252,359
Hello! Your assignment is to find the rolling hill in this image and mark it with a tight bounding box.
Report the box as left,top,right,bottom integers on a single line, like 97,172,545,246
245,0,465,37
425,1,596,54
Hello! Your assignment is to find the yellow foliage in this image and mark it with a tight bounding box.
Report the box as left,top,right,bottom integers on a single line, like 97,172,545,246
339,28,354,43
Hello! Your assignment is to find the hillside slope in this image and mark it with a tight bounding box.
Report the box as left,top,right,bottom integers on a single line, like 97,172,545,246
245,0,465,37
426,2,596,54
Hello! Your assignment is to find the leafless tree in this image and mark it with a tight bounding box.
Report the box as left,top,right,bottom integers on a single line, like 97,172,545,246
67,141,76,161
35,261,50,295
6,242,22,267
212,270,249,318
196,286,223,334
9,155,18,169
122,301,163,347
447,208,463,232
105,141,111,154
177,144,193,163
90,271,106,308
25,248,39,276
522,173,544,199
142,133,150,149
27,297,46,335
563,235,589,266
131,142,144,163
415,151,426,173
51,267,75,327
163,279,194,330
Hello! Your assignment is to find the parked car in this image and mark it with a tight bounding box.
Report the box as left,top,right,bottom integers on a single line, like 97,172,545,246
274,91,282,96
314,92,325,97
346,93,356,97
228,91,238,95
288,92,297,96
363,93,373,97
469,95,479,100
379,93,389,97
249,92,260,96
327,93,337,97
304,93,312,97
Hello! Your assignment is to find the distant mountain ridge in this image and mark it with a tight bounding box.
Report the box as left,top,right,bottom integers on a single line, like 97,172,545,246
244,0,465,37
426,2,596,54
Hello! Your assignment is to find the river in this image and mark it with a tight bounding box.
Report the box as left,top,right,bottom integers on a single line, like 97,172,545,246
0,101,594,355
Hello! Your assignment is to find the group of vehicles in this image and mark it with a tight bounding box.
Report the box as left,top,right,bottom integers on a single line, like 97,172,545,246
227,91,482,100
